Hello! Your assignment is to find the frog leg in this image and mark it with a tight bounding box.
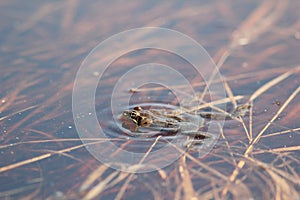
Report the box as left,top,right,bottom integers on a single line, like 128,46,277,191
199,112,234,120
183,134,212,149
199,103,251,120
179,130,211,138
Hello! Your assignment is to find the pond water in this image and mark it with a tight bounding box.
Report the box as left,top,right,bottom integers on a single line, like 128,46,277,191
0,0,299,199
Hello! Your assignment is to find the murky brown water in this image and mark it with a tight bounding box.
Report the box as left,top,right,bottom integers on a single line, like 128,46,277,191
0,0,300,199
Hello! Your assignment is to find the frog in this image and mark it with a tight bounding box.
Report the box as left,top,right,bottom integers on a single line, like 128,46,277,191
120,106,195,134
119,104,250,139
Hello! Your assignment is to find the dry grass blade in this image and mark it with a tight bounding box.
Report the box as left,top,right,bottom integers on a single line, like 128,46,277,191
245,157,300,199
202,0,289,113
0,138,120,149
0,184,38,198
0,141,102,173
114,136,162,200
106,171,131,189
231,0,287,47
240,117,251,142
17,2,63,32
251,86,300,145
142,182,163,200
267,145,300,153
268,170,299,200
165,139,228,180
130,65,297,94
61,0,79,31
224,81,237,108
189,95,244,113
80,165,110,192
199,49,231,102
226,182,253,200
249,71,292,102
0,105,38,122
222,85,300,197
249,103,254,140
179,156,197,200
261,127,300,138
1,1,299,199
83,171,120,200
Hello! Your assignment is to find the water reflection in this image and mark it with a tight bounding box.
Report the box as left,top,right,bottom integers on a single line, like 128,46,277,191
0,0,300,199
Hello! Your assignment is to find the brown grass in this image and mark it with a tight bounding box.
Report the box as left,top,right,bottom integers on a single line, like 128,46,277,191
0,0,300,199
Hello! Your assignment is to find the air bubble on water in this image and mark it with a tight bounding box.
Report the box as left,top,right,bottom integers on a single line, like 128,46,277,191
238,37,249,45
242,62,248,68
92,71,100,77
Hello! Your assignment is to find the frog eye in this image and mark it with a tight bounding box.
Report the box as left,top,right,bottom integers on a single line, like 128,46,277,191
130,111,139,119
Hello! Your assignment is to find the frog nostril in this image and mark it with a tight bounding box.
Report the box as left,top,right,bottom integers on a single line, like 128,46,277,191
143,121,149,125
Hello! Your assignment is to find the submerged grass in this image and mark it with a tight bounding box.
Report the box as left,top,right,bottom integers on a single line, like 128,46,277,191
0,0,299,199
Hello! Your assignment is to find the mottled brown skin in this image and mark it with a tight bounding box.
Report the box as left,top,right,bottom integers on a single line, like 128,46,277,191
120,104,250,134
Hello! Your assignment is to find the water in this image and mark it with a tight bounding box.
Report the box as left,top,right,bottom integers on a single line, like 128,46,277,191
0,0,299,199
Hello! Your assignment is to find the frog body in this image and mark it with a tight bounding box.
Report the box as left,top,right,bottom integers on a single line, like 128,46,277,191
120,106,207,137
120,104,250,136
